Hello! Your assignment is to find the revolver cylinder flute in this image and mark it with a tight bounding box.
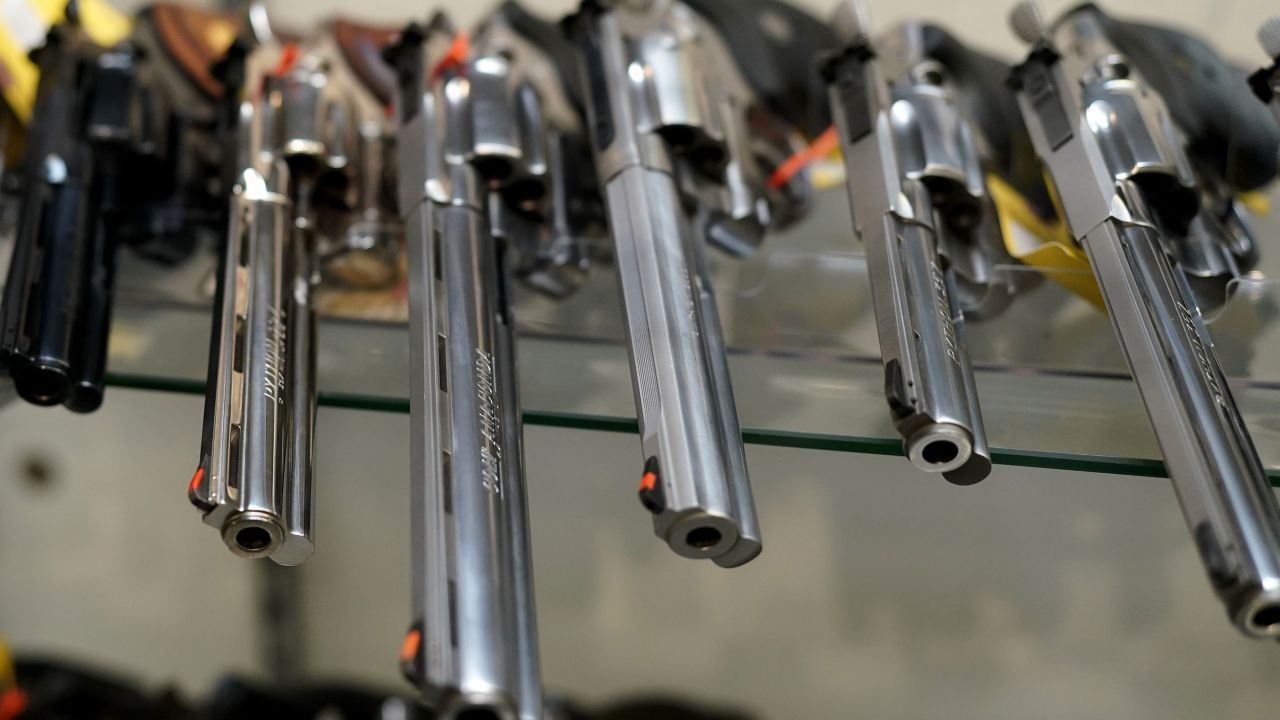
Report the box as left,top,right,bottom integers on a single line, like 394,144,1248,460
822,5,993,484
566,0,768,567
1009,2,1280,638
390,19,545,719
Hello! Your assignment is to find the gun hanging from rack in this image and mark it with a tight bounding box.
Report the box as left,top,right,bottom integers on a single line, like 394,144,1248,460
0,3,227,413
387,2,599,713
1007,1,1280,639
823,2,1010,485
563,0,829,568
188,9,401,566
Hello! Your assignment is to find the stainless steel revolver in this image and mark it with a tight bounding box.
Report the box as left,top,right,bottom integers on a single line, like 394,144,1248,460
388,15,549,718
1009,1,1280,638
822,3,997,485
188,29,316,566
563,0,797,568
190,14,399,565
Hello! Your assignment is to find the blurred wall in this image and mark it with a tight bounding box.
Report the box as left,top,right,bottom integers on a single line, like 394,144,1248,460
111,0,1280,63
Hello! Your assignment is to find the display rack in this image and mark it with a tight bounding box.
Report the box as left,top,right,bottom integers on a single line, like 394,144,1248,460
75,189,1280,483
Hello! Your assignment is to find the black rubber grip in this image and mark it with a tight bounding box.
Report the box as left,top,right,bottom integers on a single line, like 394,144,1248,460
562,3,615,152
381,23,426,125
922,25,1056,219
1249,65,1276,104
497,1,587,113
682,0,841,138
1081,4,1280,191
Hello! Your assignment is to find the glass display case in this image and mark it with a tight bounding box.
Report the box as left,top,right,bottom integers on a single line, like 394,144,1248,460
5,1,1280,716
97,187,1280,481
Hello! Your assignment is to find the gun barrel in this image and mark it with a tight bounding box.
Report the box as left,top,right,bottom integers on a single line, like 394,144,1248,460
0,33,121,413
1087,199,1280,635
3,158,84,406
823,39,991,485
570,0,762,567
395,32,542,718
1011,5,1280,637
604,166,762,566
190,78,316,566
408,199,537,718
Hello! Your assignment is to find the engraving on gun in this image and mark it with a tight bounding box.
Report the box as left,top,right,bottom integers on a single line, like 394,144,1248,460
822,13,992,484
474,348,504,497
1009,1,1280,638
262,305,287,403
930,262,960,366
567,0,765,567
1174,300,1228,408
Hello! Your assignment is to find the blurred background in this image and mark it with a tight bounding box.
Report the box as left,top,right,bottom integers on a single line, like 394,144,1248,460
102,0,1280,61
5,0,1280,718
6,392,1280,719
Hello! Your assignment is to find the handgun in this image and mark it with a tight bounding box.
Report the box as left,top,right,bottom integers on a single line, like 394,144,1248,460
388,15,548,718
563,0,824,567
309,19,404,291
189,13,398,565
0,11,145,413
188,25,314,565
822,2,1005,484
1008,1,1280,638
477,1,607,300
0,4,233,413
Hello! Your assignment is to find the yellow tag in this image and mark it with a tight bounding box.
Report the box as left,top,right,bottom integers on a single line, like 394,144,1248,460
987,173,1106,311
810,157,847,191
0,635,13,689
1239,190,1270,216
0,0,130,122
204,17,237,59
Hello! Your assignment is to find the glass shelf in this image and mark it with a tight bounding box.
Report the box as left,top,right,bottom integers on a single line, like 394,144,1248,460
13,187,1280,483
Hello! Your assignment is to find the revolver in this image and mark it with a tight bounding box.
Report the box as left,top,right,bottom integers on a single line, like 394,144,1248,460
388,11,564,716
0,16,119,413
309,19,404,291
564,0,825,568
822,3,1014,484
0,3,227,412
189,14,399,564
1008,2,1280,638
478,1,611,300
